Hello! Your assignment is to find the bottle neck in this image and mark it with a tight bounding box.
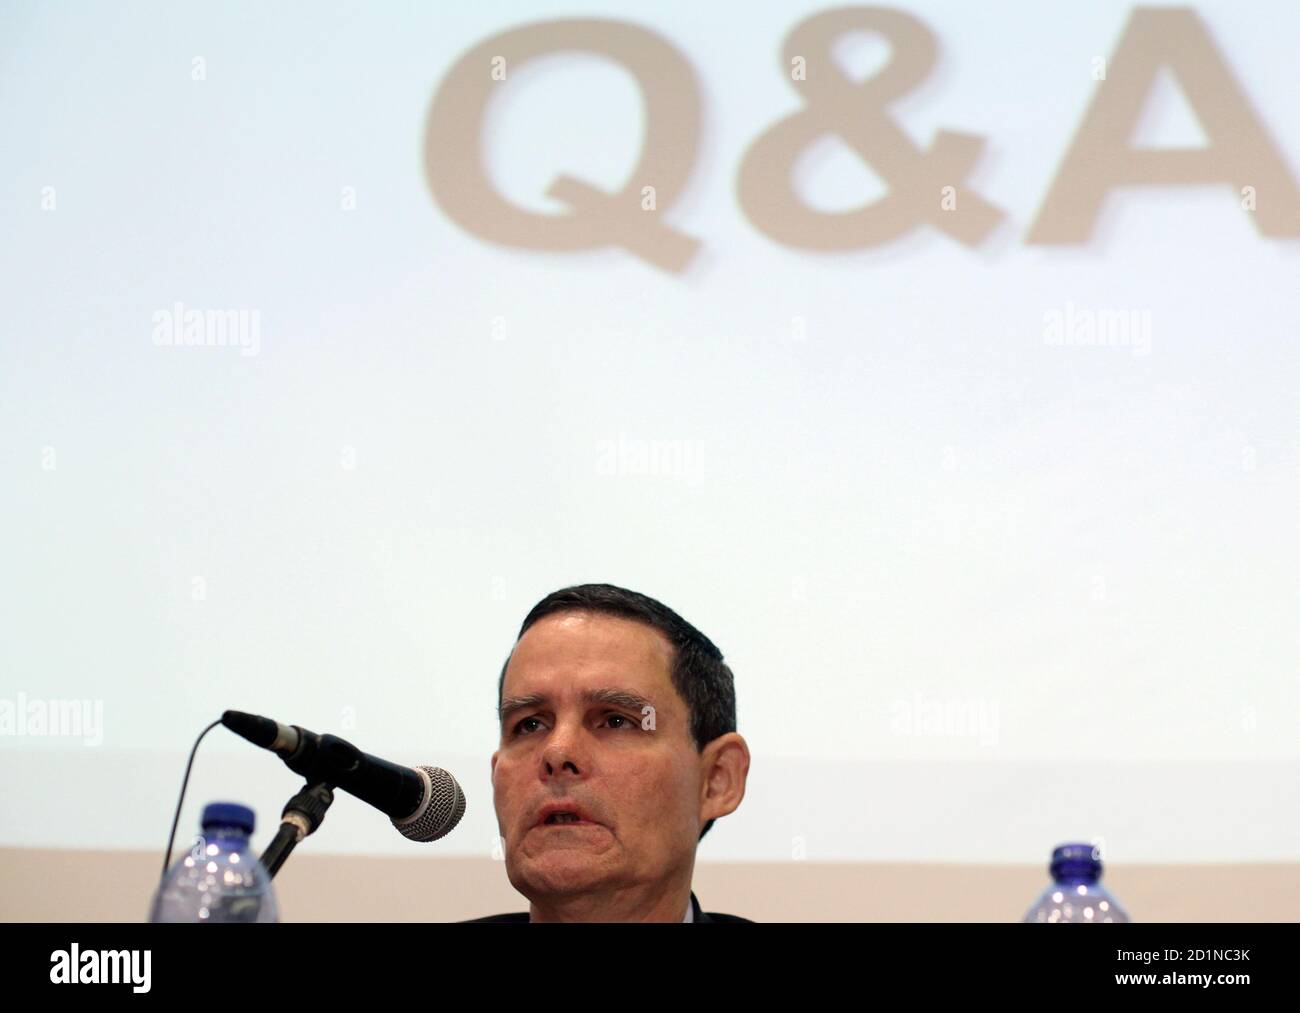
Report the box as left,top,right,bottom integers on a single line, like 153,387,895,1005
1052,861,1100,885
203,826,252,847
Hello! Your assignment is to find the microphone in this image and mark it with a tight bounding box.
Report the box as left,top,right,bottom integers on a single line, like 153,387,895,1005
221,709,466,843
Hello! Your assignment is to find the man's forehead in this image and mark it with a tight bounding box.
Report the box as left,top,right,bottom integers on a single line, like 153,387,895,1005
502,611,675,698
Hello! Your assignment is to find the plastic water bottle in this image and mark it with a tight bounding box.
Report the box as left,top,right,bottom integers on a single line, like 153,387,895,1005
1022,842,1130,923
150,802,279,923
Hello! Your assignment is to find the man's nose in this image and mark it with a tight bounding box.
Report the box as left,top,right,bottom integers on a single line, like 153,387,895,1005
539,720,588,777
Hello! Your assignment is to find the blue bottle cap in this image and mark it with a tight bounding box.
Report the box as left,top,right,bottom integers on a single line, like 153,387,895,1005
201,802,255,834
1050,842,1102,883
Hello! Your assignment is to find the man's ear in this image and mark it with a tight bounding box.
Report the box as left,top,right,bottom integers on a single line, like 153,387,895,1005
490,750,499,779
698,732,750,825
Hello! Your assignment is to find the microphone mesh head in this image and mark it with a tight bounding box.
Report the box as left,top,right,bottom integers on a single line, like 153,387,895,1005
392,766,466,843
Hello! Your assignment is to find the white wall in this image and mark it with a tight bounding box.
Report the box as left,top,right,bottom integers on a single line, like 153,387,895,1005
2,1,1298,874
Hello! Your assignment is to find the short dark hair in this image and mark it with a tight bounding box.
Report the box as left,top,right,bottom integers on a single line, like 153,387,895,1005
497,583,737,842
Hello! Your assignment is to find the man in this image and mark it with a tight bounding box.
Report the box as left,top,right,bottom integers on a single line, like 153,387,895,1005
465,584,752,922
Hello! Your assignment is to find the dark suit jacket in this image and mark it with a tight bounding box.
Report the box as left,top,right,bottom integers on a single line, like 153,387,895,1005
463,890,752,923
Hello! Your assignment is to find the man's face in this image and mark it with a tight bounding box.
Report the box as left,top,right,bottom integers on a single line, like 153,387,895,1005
491,611,702,901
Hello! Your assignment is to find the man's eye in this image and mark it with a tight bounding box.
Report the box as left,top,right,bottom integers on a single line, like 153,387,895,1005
513,717,542,735
512,714,635,735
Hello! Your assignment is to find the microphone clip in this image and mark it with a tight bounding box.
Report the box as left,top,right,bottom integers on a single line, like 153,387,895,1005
260,781,335,880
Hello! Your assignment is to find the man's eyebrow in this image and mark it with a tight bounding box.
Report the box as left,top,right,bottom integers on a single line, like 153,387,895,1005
497,687,657,726
581,687,656,713
498,693,546,725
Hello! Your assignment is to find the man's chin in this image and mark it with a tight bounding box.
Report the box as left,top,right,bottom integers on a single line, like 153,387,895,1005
509,843,617,897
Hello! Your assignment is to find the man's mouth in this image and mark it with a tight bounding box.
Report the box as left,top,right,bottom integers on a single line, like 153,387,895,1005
533,803,603,828
540,813,600,828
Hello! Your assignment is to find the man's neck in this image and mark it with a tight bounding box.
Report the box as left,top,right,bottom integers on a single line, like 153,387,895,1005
528,882,693,923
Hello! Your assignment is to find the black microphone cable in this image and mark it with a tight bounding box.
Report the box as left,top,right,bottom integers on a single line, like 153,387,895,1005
159,718,222,881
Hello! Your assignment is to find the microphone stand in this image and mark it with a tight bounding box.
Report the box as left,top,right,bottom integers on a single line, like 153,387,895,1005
260,781,334,880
